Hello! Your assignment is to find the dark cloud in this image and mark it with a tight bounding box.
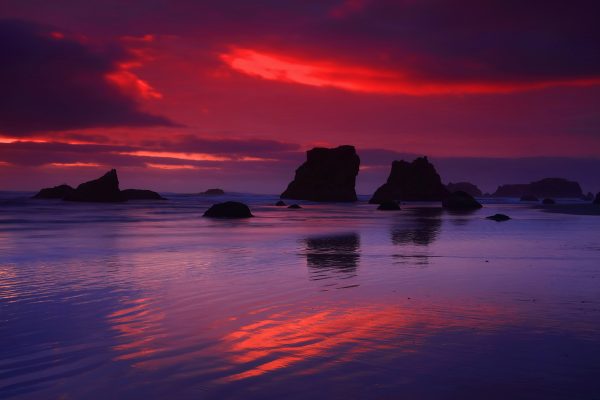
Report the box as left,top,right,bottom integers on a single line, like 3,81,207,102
0,19,174,135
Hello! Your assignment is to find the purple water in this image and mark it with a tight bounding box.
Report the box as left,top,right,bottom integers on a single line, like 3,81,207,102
1,193,600,399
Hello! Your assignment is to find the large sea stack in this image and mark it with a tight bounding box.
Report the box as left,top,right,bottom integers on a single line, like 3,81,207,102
64,169,126,202
493,178,583,198
369,157,448,204
281,145,360,202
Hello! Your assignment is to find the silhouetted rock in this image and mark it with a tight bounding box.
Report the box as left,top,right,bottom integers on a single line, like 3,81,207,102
377,201,401,210
281,145,360,202
201,188,225,195
203,201,253,218
442,191,482,210
487,213,511,222
63,169,126,202
369,157,448,204
493,178,583,198
33,184,74,199
520,194,539,202
582,192,594,201
122,189,165,200
595,193,600,205
275,200,286,206
446,182,482,197
542,198,556,205
288,204,302,209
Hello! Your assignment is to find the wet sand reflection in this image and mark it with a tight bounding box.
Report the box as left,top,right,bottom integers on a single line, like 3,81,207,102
391,208,442,246
302,233,360,289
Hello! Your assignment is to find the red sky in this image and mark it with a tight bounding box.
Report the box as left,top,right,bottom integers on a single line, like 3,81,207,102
1,1,599,193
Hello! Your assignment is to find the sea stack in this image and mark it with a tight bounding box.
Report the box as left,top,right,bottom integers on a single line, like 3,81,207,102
33,184,75,199
369,157,448,204
121,189,165,200
446,182,482,197
493,178,583,198
281,145,360,202
64,169,126,202
203,201,253,218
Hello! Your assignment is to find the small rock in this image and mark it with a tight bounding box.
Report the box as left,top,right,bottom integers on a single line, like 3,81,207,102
486,213,511,222
203,201,253,218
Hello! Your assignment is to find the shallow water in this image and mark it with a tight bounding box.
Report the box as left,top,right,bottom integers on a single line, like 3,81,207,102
1,193,600,399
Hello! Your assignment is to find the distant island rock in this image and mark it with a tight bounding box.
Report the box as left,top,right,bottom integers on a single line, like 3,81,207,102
487,213,511,222
377,201,401,211
442,191,482,210
520,194,539,202
122,189,165,200
493,178,583,198
369,157,448,204
446,182,482,197
595,193,600,205
33,184,75,199
281,145,360,202
203,201,253,218
201,188,225,196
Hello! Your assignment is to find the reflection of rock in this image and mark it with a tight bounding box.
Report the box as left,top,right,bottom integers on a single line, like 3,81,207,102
520,194,539,202
377,201,401,210
281,145,360,202
542,198,556,205
595,193,600,205
201,188,225,195
33,184,74,199
64,169,126,202
493,178,583,198
446,182,482,197
442,191,482,210
487,213,511,222
122,189,165,200
288,204,302,209
391,208,442,246
305,233,360,274
203,201,253,218
370,157,448,204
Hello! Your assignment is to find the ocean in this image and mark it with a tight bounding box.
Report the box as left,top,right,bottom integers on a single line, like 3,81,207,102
1,192,600,399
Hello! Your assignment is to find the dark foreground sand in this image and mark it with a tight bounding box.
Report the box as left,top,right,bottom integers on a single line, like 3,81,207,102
538,203,600,216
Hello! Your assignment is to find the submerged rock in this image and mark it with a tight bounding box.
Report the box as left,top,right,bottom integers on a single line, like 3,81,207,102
520,194,539,202
281,145,360,202
493,178,583,198
63,169,126,202
201,188,225,195
377,201,401,211
487,213,511,222
542,198,556,205
288,204,302,209
122,189,165,200
369,157,448,204
442,191,482,210
275,200,286,206
33,184,74,199
446,182,482,197
203,201,253,218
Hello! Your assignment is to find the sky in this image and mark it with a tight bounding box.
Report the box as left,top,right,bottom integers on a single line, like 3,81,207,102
1,0,599,194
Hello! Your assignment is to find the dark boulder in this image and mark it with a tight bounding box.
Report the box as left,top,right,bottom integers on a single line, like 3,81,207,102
281,145,360,202
122,189,165,200
33,184,74,199
377,201,401,211
288,204,302,209
63,169,126,202
442,191,483,210
520,194,539,202
487,213,511,222
493,178,583,198
594,193,600,205
201,188,225,196
369,157,448,204
542,198,556,205
203,201,253,218
446,182,482,197
275,200,286,206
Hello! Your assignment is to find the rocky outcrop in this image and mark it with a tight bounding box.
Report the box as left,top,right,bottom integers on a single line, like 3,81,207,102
203,201,253,218
63,169,126,202
446,182,482,197
201,188,225,196
493,178,583,198
33,184,74,199
122,189,165,200
542,198,556,205
377,201,401,211
369,157,448,204
281,145,360,202
442,191,482,210
487,213,510,221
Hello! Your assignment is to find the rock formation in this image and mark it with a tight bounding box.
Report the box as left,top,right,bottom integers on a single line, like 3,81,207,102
487,213,511,221
201,188,225,196
281,145,360,202
442,191,482,210
377,201,401,210
63,169,126,202
493,178,583,198
520,194,539,202
33,184,74,199
446,182,482,197
542,198,556,205
582,192,594,201
203,201,253,218
275,200,286,206
369,157,448,204
122,189,165,200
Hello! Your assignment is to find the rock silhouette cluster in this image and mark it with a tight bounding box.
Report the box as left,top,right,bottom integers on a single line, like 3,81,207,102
203,201,253,218
281,145,360,202
34,169,164,202
493,178,582,198
442,191,482,210
369,157,448,204
446,182,482,197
